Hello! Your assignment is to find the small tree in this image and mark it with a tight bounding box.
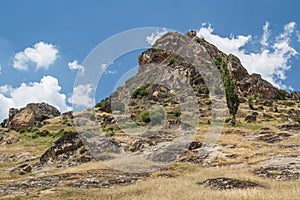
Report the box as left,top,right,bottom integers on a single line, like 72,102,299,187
221,59,239,125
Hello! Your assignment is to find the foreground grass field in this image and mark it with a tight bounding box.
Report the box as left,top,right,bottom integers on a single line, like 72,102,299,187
7,163,299,200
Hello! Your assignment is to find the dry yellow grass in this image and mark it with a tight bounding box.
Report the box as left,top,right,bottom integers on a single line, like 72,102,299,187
10,163,300,200
1,102,299,200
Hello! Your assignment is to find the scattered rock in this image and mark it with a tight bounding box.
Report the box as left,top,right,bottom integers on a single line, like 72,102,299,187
10,164,32,175
278,123,300,131
0,131,19,146
198,177,263,190
252,154,300,180
245,112,258,122
254,167,300,181
279,144,300,151
188,141,202,150
0,169,149,195
244,131,292,143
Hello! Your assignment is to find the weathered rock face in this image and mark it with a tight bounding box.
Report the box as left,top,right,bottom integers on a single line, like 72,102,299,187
138,30,279,100
40,132,93,165
291,92,300,100
7,108,35,131
237,73,279,99
226,54,249,82
3,102,60,131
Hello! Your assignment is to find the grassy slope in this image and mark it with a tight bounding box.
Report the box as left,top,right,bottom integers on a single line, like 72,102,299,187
1,99,300,200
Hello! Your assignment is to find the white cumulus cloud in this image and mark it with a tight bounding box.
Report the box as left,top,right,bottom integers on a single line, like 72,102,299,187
197,22,298,89
13,42,59,70
146,29,168,45
68,84,94,108
197,24,251,54
0,76,71,121
68,60,85,75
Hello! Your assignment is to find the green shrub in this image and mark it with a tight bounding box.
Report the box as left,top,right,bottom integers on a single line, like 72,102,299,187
198,86,209,95
171,109,181,117
195,38,204,43
224,118,232,123
283,101,295,107
214,56,222,66
0,119,7,128
95,98,111,112
149,106,165,125
278,89,289,100
293,116,300,123
253,93,260,100
36,130,50,137
193,75,204,85
140,110,150,123
132,85,149,99
55,129,74,138
140,106,165,125
168,55,176,65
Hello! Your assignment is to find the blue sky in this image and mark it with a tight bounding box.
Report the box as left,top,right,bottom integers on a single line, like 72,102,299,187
0,0,299,121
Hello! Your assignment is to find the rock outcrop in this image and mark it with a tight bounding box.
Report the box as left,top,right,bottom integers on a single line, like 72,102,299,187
40,132,93,166
291,92,300,100
138,30,280,100
198,177,264,190
3,102,60,131
237,73,279,99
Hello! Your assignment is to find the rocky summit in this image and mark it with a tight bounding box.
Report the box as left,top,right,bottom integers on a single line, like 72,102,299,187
0,31,299,199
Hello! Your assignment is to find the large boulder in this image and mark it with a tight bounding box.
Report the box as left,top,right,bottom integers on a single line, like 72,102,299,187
3,102,60,131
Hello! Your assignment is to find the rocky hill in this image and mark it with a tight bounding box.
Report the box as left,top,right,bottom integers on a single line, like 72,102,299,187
0,31,299,200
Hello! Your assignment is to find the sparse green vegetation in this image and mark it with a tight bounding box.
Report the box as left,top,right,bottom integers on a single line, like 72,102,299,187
132,85,149,99
139,106,165,125
278,89,290,100
95,98,111,112
214,56,223,66
140,110,150,123
198,86,209,95
253,93,260,100
292,116,300,123
283,101,295,107
195,37,204,43
36,130,51,137
193,75,204,85
168,55,177,65
170,109,181,117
